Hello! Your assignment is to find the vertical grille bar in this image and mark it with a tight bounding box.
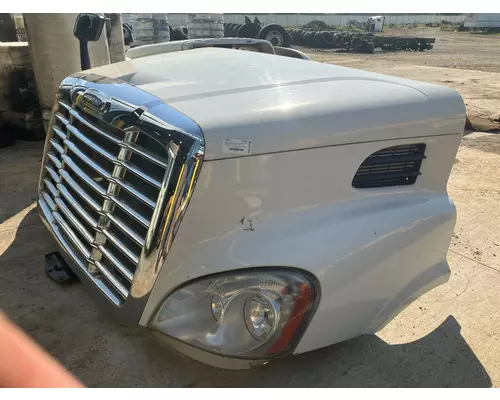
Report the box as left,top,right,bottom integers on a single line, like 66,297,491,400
90,130,140,274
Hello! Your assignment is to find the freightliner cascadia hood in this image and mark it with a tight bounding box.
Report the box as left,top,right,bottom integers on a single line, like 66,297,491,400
87,47,466,160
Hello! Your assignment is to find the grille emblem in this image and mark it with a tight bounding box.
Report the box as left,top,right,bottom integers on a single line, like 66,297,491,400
82,90,109,113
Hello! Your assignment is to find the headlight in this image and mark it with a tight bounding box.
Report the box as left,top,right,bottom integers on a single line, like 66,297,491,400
151,269,318,359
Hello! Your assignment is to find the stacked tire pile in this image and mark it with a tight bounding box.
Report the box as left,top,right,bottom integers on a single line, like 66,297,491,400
130,14,154,46
153,14,170,43
288,28,375,53
169,26,188,41
223,18,292,47
187,13,224,39
121,13,133,45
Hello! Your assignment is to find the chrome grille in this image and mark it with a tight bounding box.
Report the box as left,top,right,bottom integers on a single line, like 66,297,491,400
38,96,178,305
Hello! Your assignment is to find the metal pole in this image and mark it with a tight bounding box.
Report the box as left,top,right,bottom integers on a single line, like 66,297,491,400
107,13,125,63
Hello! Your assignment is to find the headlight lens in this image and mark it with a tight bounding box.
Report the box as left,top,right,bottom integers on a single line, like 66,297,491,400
151,269,317,359
245,293,276,341
211,295,224,322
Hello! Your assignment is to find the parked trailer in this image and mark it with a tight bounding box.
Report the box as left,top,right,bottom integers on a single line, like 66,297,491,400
374,36,435,51
464,13,500,29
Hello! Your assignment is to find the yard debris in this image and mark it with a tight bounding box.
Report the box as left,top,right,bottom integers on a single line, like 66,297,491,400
488,112,500,124
467,116,500,132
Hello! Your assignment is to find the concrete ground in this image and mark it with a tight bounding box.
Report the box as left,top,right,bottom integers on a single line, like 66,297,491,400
1,28,499,387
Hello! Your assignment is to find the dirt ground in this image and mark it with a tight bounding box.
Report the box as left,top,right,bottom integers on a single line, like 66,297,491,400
313,27,500,73
0,28,499,387
306,27,500,128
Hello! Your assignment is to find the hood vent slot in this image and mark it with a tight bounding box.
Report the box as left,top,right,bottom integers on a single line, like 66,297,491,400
352,143,426,189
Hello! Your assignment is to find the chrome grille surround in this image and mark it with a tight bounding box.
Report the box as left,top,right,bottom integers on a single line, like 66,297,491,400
37,73,204,317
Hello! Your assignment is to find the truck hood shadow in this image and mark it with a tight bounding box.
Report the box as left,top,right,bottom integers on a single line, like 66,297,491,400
0,141,44,225
142,315,491,387
0,210,491,388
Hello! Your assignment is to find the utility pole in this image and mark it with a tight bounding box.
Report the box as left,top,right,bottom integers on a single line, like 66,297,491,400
105,13,125,63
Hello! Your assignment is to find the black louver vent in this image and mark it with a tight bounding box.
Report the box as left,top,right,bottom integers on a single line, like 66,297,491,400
352,143,426,188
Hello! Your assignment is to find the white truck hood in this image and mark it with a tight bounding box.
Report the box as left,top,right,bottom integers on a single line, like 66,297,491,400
89,47,465,160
